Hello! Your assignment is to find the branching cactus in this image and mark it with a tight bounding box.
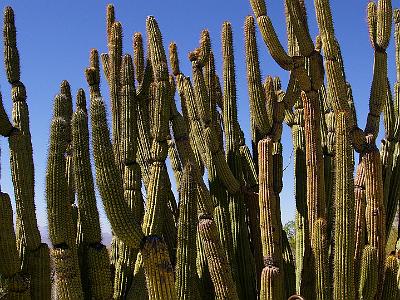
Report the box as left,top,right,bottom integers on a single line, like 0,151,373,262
0,6,50,299
1,2,399,300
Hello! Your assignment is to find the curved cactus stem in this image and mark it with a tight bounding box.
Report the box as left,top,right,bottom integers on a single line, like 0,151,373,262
198,216,239,300
90,97,144,248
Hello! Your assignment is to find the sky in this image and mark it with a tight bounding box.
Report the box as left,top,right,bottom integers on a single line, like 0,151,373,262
0,0,397,237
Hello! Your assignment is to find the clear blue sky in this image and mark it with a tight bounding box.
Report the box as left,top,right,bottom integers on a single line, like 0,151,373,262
0,1,396,236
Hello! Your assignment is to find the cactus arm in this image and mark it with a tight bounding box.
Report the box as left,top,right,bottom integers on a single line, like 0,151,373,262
0,192,30,298
72,107,102,245
285,0,314,57
45,117,83,299
358,245,378,300
4,8,51,298
133,32,145,85
380,254,399,300
4,6,41,254
312,219,331,300
313,0,355,128
181,77,240,194
333,112,355,300
0,90,13,136
175,163,198,300
244,15,271,141
258,138,284,299
300,90,326,234
354,161,367,296
253,13,293,70
0,192,23,278
221,22,257,299
168,140,183,188
364,143,386,290
46,117,74,247
108,22,124,170
198,216,239,300
89,96,144,248
72,99,113,299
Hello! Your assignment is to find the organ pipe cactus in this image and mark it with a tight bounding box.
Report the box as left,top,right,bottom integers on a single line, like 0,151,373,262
0,6,51,299
1,2,399,300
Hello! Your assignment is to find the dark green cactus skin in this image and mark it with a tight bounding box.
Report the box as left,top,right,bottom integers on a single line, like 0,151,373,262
260,265,284,300
358,245,378,300
175,163,198,300
244,188,263,291
281,230,296,299
126,253,148,300
385,9,400,236
196,230,215,300
222,22,256,299
4,1,44,272
0,90,13,136
380,254,399,300
0,192,30,299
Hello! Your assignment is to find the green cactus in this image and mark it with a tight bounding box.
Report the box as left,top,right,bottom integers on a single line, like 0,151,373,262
89,96,144,248
72,94,113,299
0,3,399,300
312,218,330,300
141,236,176,300
0,192,30,298
380,254,399,300
333,111,355,300
175,163,198,300
198,216,239,300
358,245,378,300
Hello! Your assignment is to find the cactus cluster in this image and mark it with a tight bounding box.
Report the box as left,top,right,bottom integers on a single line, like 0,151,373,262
1,1,400,299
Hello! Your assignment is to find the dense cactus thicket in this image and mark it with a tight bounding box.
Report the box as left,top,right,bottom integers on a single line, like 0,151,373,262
1,0,400,299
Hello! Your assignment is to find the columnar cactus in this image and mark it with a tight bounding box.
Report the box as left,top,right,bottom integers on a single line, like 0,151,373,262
1,2,399,300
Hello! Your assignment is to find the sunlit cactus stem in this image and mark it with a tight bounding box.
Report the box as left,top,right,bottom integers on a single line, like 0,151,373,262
333,112,355,300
